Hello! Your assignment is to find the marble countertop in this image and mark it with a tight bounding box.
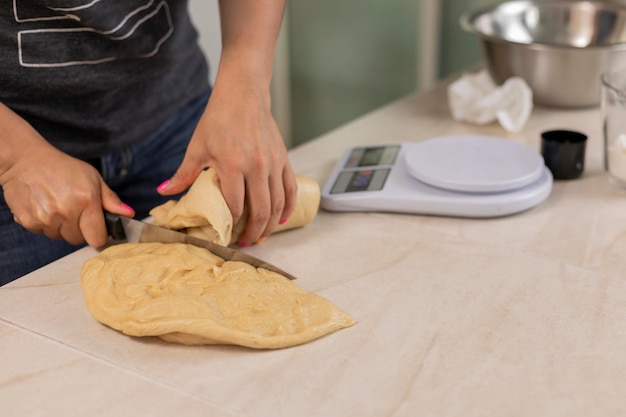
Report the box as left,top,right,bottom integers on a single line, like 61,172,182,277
3,82,626,417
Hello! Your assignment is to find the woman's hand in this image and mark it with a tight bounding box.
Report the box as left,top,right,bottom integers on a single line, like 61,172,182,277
0,105,134,247
158,74,297,245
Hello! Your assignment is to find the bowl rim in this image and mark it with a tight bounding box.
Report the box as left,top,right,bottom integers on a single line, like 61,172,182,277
460,0,626,51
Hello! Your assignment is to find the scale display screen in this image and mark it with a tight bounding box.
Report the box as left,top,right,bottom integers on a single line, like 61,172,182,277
330,169,390,193
329,145,400,194
345,145,400,167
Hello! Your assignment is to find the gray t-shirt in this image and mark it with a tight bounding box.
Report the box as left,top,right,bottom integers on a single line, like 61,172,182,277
0,0,209,159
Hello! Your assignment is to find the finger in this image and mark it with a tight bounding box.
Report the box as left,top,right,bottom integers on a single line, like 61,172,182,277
41,215,63,241
280,165,298,224
218,169,246,227
12,211,41,233
157,153,204,196
260,171,286,238
236,175,272,245
82,181,132,247
58,218,85,245
78,206,108,248
12,203,47,233
100,181,135,217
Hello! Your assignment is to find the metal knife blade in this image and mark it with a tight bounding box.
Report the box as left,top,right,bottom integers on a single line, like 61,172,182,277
104,213,296,280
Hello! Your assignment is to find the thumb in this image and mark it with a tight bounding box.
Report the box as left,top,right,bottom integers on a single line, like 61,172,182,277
100,180,135,217
157,158,203,196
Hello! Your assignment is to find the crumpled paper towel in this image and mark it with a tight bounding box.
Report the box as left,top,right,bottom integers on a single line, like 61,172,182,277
447,69,533,133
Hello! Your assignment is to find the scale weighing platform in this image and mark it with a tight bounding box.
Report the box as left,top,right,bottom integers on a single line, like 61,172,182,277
321,135,553,218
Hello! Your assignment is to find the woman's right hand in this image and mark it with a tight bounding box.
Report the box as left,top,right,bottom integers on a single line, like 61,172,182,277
0,104,133,247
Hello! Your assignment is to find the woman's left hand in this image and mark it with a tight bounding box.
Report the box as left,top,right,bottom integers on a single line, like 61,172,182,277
158,72,297,246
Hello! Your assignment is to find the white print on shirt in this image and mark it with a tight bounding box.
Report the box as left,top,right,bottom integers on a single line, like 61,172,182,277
14,0,102,22
15,0,174,67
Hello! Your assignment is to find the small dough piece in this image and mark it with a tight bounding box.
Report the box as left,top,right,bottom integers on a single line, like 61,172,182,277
150,169,321,245
150,170,233,245
81,242,355,349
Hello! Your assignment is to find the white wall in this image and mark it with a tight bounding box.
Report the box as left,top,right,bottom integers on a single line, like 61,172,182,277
188,0,221,85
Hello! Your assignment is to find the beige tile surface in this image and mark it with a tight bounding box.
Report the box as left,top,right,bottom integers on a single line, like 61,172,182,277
0,321,241,417
3,82,626,416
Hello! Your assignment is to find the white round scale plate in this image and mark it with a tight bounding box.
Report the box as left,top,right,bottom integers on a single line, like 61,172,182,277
404,135,544,193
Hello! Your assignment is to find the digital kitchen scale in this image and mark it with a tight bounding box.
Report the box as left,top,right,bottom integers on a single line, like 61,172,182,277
320,135,553,218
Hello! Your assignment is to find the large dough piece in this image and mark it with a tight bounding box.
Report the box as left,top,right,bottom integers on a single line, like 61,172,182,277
150,169,320,246
81,242,355,349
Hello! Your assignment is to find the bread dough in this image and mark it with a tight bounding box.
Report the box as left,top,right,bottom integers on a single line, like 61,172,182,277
150,169,321,246
81,242,355,349
82,170,344,348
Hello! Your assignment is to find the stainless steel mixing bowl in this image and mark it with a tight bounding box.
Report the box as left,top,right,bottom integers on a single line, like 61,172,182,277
461,0,626,108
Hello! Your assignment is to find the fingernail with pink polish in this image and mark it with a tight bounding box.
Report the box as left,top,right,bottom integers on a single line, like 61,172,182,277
279,218,289,225
157,180,170,192
238,242,252,248
121,203,135,214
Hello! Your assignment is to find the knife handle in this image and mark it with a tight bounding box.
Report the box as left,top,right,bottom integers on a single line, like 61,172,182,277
104,212,127,241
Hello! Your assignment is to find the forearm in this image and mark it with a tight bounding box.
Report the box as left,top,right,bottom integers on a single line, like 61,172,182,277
0,102,55,184
217,0,286,87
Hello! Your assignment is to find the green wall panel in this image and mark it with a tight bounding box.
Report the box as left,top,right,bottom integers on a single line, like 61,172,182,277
287,0,501,145
288,0,418,145
439,0,498,77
